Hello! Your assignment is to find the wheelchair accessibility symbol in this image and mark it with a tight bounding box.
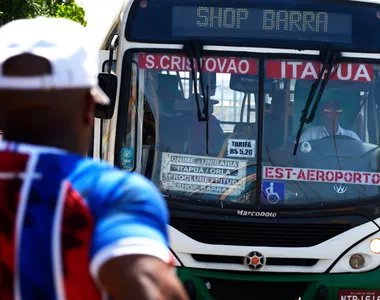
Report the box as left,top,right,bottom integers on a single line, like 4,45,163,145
262,181,285,204
120,147,135,170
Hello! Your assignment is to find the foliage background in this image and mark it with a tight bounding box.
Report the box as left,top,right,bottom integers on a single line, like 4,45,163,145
0,0,87,26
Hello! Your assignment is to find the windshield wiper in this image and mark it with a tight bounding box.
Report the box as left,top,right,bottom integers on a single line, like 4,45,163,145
184,42,210,154
293,50,339,155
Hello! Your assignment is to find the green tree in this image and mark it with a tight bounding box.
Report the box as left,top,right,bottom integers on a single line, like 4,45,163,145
54,1,87,26
0,0,87,27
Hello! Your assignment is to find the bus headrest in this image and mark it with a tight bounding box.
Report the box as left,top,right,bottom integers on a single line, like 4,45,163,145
157,73,182,100
233,123,256,138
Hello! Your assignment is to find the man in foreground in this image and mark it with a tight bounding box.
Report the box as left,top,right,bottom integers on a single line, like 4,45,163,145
0,17,188,300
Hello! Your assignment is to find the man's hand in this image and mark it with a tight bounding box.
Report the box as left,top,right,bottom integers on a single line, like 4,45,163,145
99,254,189,300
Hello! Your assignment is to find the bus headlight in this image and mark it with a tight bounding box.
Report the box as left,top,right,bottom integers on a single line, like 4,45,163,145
330,233,379,273
349,254,365,269
369,238,380,254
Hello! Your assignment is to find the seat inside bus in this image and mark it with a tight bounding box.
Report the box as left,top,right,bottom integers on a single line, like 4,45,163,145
156,73,183,105
233,123,257,139
264,89,290,149
155,73,224,155
218,122,257,158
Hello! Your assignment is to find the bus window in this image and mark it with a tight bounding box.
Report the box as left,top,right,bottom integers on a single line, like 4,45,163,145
262,59,378,205
131,53,259,203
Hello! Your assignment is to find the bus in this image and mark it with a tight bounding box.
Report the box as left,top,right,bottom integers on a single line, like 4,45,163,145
94,0,380,299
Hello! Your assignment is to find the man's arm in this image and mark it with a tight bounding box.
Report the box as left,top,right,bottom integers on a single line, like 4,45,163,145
89,171,188,300
99,255,188,300
346,130,361,141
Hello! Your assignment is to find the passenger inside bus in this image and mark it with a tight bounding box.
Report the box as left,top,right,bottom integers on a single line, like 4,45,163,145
155,73,187,153
299,99,361,142
186,96,226,157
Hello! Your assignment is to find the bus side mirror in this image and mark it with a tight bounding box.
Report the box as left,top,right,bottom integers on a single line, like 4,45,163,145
95,73,118,119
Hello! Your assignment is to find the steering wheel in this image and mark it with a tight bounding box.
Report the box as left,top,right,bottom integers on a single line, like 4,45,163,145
299,135,358,153
294,134,360,154
291,133,362,170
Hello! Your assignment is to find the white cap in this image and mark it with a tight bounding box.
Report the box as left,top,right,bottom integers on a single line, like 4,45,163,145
0,17,109,105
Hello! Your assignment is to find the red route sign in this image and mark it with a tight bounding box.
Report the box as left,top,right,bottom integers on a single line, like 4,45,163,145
138,54,257,75
137,54,374,82
266,61,373,82
263,166,380,186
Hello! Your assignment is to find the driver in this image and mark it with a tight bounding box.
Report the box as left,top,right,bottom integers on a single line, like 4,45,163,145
299,99,361,142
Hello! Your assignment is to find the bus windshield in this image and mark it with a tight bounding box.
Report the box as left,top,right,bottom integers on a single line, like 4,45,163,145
120,51,380,207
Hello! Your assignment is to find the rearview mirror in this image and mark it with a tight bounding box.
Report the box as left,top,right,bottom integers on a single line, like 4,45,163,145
103,60,117,73
95,73,118,119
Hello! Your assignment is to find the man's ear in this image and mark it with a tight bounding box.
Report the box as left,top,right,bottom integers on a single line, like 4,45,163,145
84,91,95,126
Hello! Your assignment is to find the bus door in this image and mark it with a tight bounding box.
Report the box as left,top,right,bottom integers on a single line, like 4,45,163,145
90,50,117,160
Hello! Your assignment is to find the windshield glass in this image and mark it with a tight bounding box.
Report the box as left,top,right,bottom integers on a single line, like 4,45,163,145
120,52,380,207
263,59,380,205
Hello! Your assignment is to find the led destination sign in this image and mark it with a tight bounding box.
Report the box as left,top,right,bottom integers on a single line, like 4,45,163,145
172,6,352,43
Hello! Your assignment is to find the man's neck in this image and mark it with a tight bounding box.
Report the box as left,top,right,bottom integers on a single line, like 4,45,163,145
324,124,341,135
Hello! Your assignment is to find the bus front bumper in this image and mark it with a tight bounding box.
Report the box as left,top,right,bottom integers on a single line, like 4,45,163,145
177,267,380,300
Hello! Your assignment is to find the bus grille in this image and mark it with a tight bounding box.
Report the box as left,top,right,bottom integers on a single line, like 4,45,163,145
170,217,354,247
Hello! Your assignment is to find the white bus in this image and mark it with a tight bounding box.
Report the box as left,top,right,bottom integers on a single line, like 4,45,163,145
94,1,380,299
